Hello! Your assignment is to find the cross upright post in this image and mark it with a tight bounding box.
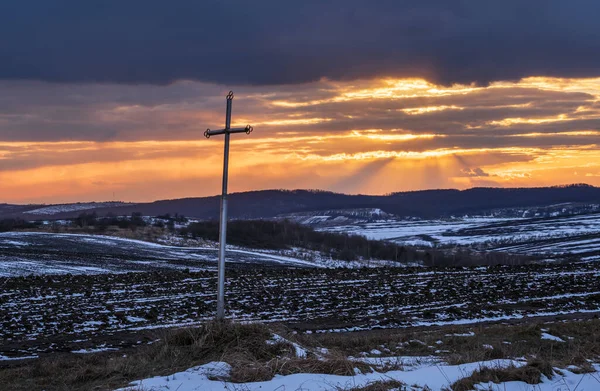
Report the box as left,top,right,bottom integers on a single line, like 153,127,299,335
204,91,253,320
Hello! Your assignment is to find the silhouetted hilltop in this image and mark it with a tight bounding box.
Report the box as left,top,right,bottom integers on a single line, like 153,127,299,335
3,184,600,220
383,184,600,217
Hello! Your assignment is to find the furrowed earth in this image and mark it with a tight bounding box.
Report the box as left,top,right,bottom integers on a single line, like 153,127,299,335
1,259,599,359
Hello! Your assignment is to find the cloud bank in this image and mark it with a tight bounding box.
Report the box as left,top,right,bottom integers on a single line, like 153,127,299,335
1,75,600,202
1,1,600,85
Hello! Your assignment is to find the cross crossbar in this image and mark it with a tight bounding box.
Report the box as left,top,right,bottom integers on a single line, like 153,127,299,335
204,125,253,138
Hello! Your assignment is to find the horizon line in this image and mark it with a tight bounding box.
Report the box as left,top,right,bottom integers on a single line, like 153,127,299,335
4,183,596,206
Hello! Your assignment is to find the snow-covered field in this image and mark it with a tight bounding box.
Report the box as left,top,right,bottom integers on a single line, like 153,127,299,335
322,217,514,244
117,359,600,391
322,212,600,260
0,232,328,276
23,202,127,215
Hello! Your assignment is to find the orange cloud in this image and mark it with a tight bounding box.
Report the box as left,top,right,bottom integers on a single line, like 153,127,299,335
1,76,600,202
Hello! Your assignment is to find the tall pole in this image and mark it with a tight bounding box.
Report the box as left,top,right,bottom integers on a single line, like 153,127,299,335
217,92,233,320
204,91,253,321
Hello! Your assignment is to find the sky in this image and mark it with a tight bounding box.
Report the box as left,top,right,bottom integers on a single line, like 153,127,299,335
1,1,600,203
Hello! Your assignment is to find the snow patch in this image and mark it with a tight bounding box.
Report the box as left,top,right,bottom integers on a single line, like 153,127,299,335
116,359,525,391
0,354,38,361
268,334,307,358
25,202,126,215
541,332,565,342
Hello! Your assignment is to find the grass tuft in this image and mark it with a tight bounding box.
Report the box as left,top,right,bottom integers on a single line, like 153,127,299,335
450,360,554,391
342,379,407,391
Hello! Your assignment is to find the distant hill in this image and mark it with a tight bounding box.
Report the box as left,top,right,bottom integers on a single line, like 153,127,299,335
3,184,600,220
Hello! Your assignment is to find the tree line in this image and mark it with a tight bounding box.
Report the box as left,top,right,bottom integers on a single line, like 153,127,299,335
0,218,40,232
179,219,532,266
71,212,187,231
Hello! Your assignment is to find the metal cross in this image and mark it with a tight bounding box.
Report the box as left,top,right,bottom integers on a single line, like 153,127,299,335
204,91,253,320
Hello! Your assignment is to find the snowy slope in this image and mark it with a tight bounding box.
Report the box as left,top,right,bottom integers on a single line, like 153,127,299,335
24,202,128,215
0,232,321,276
116,359,600,391
322,212,600,261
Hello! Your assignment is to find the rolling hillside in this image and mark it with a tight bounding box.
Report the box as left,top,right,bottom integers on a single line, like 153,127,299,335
3,185,600,221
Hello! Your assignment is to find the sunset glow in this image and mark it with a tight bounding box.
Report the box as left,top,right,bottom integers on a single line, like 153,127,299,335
1,75,600,203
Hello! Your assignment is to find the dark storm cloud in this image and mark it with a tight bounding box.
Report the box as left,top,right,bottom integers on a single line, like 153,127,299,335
1,1,599,86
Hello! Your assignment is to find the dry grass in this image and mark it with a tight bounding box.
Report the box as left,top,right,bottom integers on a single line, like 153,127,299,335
0,320,290,391
296,318,600,371
450,359,554,391
294,329,432,357
230,355,371,383
1,318,599,390
443,319,600,369
224,326,372,382
343,380,407,391
0,320,369,391
161,320,290,361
